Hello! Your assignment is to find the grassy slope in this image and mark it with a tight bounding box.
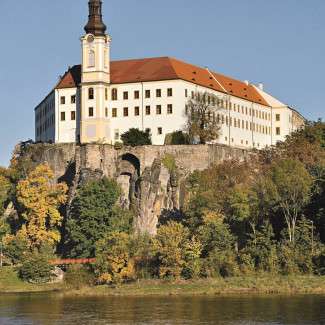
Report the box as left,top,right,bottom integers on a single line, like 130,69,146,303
1,267,325,296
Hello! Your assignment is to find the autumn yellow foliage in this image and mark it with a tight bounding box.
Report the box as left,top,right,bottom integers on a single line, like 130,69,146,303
14,164,68,250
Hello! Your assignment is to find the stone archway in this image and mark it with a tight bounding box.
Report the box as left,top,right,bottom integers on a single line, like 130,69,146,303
116,153,141,209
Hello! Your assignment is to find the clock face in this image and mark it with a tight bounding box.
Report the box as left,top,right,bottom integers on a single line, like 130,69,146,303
87,35,94,43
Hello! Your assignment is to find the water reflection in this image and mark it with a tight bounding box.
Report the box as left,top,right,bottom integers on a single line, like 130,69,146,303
0,294,324,324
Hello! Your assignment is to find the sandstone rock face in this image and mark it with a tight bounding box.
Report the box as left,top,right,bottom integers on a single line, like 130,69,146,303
17,143,249,234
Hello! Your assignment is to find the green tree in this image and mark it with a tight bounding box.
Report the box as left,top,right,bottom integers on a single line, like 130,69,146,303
264,159,313,243
121,128,152,147
185,91,221,144
65,178,133,258
0,170,11,215
19,252,53,283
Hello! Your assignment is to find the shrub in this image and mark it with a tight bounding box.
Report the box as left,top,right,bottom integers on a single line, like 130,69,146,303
153,221,191,279
19,253,53,283
121,128,151,147
164,131,190,145
95,232,135,285
64,265,95,289
114,141,123,150
3,233,29,265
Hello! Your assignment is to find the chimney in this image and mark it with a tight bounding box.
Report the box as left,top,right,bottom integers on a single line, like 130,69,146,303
257,83,264,91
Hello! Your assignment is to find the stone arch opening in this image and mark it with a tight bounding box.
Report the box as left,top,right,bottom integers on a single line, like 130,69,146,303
116,153,141,209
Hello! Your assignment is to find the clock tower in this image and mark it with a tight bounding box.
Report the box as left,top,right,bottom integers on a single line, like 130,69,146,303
80,0,111,143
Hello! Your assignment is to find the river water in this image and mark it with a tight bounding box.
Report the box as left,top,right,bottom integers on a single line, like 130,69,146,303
0,294,324,325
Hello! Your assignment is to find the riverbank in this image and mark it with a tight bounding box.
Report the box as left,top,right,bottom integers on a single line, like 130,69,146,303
1,267,325,296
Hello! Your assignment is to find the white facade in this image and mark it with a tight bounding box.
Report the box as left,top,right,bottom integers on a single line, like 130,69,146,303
34,3,305,149
36,77,305,149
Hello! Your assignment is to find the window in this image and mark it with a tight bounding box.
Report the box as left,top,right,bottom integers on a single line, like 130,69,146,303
112,88,118,101
60,96,65,105
134,106,140,116
157,127,163,135
105,88,108,101
276,114,280,121
145,128,151,134
88,88,94,100
60,112,65,121
156,105,162,115
105,107,108,117
89,50,95,67
123,107,129,117
123,91,128,100
71,111,76,121
276,127,281,135
167,88,173,97
71,95,76,104
167,104,173,114
185,89,188,97
146,106,151,115
134,90,140,99
114,130,119,140
88,107,94,117
156,89,162,97
145,90,151,98
112,108,117,117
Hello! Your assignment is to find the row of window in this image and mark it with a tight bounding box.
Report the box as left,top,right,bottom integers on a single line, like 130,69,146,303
224,137,263,148
36,101,55,122
111,105,173,118
60,95,76,105
36,114,55,136
60,111,76,121
217,114,272,135
111,88,173,101
186,91,271,121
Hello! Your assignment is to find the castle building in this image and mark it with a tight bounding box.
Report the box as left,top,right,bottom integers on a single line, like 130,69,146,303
35,0,305,148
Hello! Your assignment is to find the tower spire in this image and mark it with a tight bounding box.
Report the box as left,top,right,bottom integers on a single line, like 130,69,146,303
84,0,107,36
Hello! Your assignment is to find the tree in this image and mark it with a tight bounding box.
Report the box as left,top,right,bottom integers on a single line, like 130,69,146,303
64,178,133,258
95,231,135,284
264,159,313,243
153,221,191,278
15,164,68,251
19,252,53,283
184,91,221,144
121,128,152,147
0,170,11,215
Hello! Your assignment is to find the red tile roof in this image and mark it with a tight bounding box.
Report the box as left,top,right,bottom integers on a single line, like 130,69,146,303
56,57,269,106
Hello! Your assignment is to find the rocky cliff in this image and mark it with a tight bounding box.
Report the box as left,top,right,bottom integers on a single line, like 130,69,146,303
16,143,249,234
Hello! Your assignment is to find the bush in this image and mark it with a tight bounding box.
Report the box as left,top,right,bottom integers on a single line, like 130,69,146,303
114,141,123,150
3,233,29,265
95,232,135,285
164,131,190,145
19,253,53,283
121,128,151,147
202,249,239,278
64,265,95,289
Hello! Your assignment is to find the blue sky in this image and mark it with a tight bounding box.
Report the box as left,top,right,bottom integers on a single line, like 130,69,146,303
0,0,324,166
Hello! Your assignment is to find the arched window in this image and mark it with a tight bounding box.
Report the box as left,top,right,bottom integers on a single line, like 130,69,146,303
112,88,118,101
89,50,95,67
88,88,94,100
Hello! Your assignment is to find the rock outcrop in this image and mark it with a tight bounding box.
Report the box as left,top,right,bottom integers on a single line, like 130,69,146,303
16,143,250,234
